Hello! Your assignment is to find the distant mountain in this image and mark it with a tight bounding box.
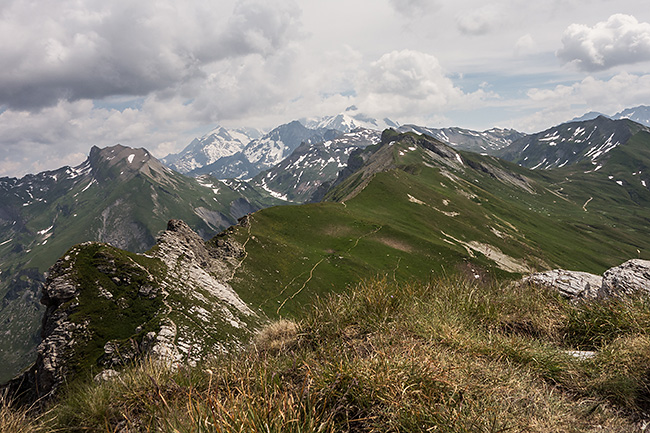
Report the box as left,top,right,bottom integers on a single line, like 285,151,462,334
498,116,650,170
613,105,650,126
397,125,525,154
571,105,650,126
0,144,275,383
162,126,263,174
571,111,606,122
162,109,397,181
248,128,382,203
187,121,341,180
300,108,399,133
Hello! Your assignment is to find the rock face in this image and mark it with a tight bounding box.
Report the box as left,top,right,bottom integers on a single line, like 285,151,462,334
522,269,603,299
602,259,650,296
36,254,89,398
524,259,650,299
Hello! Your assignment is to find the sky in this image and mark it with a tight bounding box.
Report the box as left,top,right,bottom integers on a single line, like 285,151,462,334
1,0,650,177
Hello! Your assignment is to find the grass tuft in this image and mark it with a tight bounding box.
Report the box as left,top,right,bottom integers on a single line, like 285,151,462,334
253,319,299,354
0,393,41,433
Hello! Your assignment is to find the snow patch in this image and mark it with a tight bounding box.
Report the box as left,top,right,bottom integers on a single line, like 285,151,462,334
38,225,54,235
259,179,289,201
539,132,560,142
81,179,97,193
127,154,135,164
531,158,547,170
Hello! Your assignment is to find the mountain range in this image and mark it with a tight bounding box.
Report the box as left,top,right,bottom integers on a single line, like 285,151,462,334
2,106,650,393
397,125,525,154
161,126,263,174
165,121,342,180
498,116,650,171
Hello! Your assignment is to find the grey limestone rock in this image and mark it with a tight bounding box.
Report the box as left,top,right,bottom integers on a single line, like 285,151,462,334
522,269,603,299
142,320,181,365
523,259,650,300
602,259,650,296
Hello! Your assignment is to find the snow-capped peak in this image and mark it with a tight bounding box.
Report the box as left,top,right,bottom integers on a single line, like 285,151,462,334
300,110,399,133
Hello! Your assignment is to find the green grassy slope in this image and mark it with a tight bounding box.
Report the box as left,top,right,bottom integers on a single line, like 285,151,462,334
221,131,650,320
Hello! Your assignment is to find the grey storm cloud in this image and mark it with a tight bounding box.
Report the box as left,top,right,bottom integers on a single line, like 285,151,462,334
557,14,650,71
0,0,301,110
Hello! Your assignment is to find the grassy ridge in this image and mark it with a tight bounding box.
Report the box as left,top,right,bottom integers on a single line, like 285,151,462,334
8,275,650,432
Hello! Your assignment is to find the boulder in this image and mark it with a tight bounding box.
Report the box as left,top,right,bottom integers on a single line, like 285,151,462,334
602,259,650,297
522,269,603,299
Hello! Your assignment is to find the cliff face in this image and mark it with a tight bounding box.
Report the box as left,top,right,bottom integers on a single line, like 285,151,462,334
12,218,260,400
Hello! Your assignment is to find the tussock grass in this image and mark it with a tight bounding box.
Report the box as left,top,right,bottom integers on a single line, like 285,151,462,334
0,393,41,433
7,275,650,432
563,294,650,350
253,319,299,354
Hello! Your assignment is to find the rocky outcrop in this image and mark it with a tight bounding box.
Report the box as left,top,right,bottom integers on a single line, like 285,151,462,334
4,218,262,402
152,220,258,365
154,219,252,316
524,259,650,299
522,269,603,299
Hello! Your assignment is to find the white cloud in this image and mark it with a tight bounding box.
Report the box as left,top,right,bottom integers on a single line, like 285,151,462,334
557,14,650,71
355,50,494,124
518,72,650,130
514,34,537,56
0,97,203,176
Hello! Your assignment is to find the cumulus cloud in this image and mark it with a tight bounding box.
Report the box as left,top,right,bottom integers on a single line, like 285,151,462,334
0,0,301,110
528,72,650,106
355,50,493,123
557,14,650,71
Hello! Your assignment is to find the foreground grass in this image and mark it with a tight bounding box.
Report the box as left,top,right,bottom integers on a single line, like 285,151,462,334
6,275,650,432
